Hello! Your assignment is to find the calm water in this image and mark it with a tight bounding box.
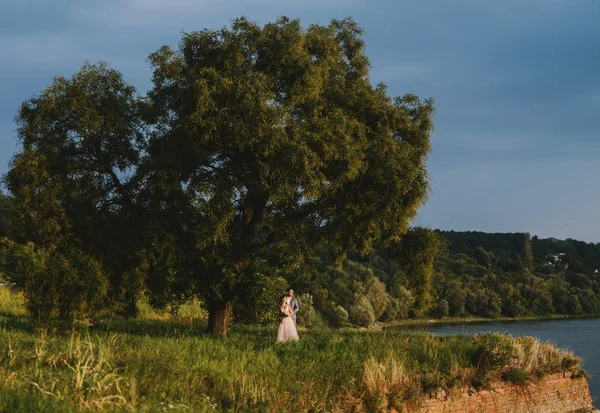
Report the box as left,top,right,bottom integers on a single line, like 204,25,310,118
393,318,600,404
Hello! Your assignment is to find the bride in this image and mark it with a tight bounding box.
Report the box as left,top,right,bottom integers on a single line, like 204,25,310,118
277,296,299,343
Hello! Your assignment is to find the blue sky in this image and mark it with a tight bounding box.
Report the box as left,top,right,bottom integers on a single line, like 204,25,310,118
1,0,599,241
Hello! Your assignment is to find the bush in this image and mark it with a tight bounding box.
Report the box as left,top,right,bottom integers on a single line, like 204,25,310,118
330,303,349,327
469,334,515,389
234,275,288,325
296,293,317,327
395,287,414,319
385,285,414,321
382,296,399,322
501,368,530,385
349,295,376,327
0,239,108,327
365,277,389,321
486,295,502,319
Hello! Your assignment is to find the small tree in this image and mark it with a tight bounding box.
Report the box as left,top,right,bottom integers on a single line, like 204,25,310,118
4,63,145,325
349,295,376,327
296,293,317,327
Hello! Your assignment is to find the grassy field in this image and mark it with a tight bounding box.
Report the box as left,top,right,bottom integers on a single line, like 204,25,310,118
0,287,587,413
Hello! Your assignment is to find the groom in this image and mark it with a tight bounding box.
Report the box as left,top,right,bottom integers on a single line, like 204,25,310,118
286,287,299,326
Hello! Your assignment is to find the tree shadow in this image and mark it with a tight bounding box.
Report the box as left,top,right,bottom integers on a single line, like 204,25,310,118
0,311,34,333
91,315,209,338
0,309,210,338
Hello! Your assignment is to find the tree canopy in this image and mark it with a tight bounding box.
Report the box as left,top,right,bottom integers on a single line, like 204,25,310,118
2,16,435,335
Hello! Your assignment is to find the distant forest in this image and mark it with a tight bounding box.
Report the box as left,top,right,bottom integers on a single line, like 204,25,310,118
2,191,600,326
299,229,600,326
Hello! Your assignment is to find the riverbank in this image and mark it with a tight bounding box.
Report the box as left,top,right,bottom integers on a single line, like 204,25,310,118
380,313,600,330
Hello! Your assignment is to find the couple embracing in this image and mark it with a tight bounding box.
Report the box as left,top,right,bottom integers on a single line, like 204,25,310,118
277,287,300,343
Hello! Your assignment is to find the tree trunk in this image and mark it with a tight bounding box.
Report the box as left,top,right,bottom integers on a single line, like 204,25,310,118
207,300,233,337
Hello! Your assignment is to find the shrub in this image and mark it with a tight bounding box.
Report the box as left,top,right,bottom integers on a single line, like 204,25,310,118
382,296,399,322
486,295,502,319
365,277,389,321
395,287,414,319
469,333,515,389
349,295,376,327
234,275,288,325
296,293,317,327
385,285,414,321
0,239,108,328
330,303,349,327
501,368,530,385
502,293,526,318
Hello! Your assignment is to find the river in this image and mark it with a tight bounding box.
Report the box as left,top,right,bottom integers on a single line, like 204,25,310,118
393,318,600,405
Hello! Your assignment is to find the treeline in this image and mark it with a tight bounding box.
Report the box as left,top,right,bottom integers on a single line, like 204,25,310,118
3,184,600,328
3,183,600,327
284,230,600,327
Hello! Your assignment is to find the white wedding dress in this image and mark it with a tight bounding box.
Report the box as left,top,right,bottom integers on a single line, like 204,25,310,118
277,304,299,343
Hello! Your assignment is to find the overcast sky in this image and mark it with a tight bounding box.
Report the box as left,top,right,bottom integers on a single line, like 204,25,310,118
1,0,599,241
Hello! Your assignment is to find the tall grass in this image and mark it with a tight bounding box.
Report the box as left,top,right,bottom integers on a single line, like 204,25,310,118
0,288,586,412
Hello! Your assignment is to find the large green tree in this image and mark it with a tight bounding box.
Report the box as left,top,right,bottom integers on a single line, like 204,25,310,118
0,193,16,239
143,17,434,335
4,17,434,335
3,62,146,322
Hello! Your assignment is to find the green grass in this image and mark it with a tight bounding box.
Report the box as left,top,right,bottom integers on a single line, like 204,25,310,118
0,288,586,412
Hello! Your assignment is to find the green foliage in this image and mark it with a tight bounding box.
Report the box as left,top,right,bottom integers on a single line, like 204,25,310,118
234,275,288,325
474,246,492,267
388,228,444,316
566,294,583,315
501,368,531,385
444,281,466,317
349,295,376,327
433,299,449,319
330,303,350,327
0,239,107,326
142,16,434,333
469,334,515,390
287,229,600,325
6,10,600,331
502,293,526,318
523,233,534,270
0,193,17,240
4,17,434,333
365,276,389,321
4,62,146,325
296,293,317,327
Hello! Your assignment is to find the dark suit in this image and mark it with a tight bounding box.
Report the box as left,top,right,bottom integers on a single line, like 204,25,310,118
288,296,299,325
